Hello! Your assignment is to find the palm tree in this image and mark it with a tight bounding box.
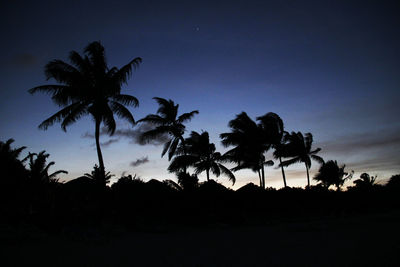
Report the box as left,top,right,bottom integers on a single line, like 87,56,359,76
313,160,353,190
220,112,273,188
26,151,68,184
168,131,236,185
257,112,288,187
84,164,114,186
0,139,28,185
279,132,324,187
29,41,141,179
138,97,198,161
353,173,377,189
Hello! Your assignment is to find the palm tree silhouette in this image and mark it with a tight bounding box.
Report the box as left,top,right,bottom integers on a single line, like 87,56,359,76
220,112,273,188
257,112,288,187
26,151,68,184
0,139,28,183
168,131,235,185
313,160,353,190
279,132,324,187
29,41,141,179
138,97,198,161
353,173,376,188
84,164,114,186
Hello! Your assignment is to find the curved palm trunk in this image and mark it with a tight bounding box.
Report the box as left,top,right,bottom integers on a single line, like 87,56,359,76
257,169,262,187
261,164,265,189
206,168,210,181
279,157,287,187
305,164,310,187
95,119,105,182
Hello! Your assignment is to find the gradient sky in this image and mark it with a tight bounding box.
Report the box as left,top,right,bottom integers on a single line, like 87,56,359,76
1,0,399,189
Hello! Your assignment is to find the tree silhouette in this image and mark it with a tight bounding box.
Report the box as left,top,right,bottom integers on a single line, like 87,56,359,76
220,112,273,188
0,139,27,175
138,97,198,161
169,131,235,185
313,160,353,190
26,151,68,184
29,41,141,179
84,164,113,186
353,173,377,189
257,112,288,187
279,132,324,187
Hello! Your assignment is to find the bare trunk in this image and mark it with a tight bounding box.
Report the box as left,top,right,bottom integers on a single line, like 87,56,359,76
257,169,262,187
261,164,265,189
306,164,310,187
180,137,187,173
279,157,287,187
95,119,105,183
206,168,210,181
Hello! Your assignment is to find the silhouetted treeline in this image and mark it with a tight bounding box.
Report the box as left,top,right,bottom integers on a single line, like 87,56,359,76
2,139,399,230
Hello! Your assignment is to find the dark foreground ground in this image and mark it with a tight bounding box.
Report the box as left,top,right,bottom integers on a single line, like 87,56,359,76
2,210,399,266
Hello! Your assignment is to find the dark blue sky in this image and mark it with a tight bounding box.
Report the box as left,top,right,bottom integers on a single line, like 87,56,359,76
1,0,399,188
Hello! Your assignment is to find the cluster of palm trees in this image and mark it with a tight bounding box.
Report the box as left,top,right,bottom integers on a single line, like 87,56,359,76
29,41,330,188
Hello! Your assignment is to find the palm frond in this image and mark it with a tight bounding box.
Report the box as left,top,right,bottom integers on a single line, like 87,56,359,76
280,156,302,167
311,154,324,165
38,102,81,130
161,139,172,157
61,103,89,131
177,110,199,123
44,59,80,84
137,114,166,124
168,137,180,160
28,85,69,95
218,163,236,185
114,57,142,85
110,101,136,126
168,155,199,173
111,94,139,107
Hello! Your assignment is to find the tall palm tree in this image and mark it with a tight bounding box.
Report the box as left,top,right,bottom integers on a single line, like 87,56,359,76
29,41,141,178
138,97,198,160
220,112,273,188
168,131,235,185
313,160,353,190
279,132,324,187
257,112,288,187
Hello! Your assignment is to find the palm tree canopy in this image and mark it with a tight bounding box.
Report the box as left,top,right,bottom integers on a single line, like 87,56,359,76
220,112,273,174
138,97,199,160
353,173,377,187
279,132,324,168
26,151,67,184
29,41,141,134
313,160,353,189
256,112,284,146
169,131,235,185
84,164,113,185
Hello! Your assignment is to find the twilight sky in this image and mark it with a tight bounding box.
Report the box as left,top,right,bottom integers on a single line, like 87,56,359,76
0,0,399,189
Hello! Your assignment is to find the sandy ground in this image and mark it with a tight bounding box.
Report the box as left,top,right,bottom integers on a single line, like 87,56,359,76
2,211,400,266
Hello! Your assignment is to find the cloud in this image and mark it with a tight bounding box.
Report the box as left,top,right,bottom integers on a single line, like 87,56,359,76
315,128,400,174
100,138,120,147
316,130,400,154
81,132,94,139
81,123,169,146
130,156,149,167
